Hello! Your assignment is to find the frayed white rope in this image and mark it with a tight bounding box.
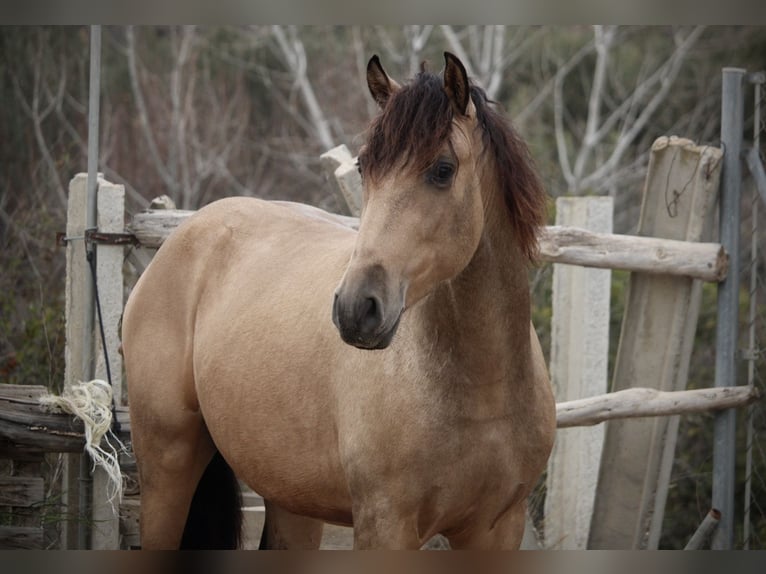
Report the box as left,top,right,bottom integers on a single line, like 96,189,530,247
39,379,127,509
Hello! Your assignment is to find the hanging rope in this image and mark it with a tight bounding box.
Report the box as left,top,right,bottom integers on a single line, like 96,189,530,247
39,379,126,507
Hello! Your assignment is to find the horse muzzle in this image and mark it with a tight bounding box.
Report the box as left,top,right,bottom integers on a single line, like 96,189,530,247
332,287,403,350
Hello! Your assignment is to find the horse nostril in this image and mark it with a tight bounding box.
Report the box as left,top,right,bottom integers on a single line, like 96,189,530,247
359,296,382,334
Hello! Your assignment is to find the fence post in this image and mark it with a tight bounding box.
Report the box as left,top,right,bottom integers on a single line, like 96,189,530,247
61,174,124,550
588,137,722,549
89,178,125,549
320,144,362,216
61,174,89,549
544,196,612,549
711,67,746,550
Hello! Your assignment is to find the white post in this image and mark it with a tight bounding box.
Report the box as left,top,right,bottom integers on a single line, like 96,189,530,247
90,177,125,549
544,196,613,549
61,174,88,549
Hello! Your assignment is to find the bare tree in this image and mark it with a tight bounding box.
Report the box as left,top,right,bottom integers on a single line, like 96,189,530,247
269,25,336,152
124,26,256,209
440,25,544,100
10,29,69,209
255,25,711,227
552,25,707,198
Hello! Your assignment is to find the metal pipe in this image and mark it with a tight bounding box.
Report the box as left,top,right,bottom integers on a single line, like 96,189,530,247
711,67,745,550
78,24,102,550
684,508,721,550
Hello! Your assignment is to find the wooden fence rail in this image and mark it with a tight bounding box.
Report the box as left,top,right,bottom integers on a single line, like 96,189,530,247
128,208,727,283
0,475,45,549
0,385,130,457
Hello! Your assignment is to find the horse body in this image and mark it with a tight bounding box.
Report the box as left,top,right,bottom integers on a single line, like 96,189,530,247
123,52,555,550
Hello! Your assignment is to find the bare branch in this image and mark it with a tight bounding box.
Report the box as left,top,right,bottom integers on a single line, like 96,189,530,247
501,26,543,70
125,26,179,195
46,82,144,206
352,26,378,118
442,25,509,100
479,25,493,78
484,25,506,99
271,25,335,151
414,25,434,53
373,26,405,65
554,66,575,187
405,25,433,75
515,37,594,127
10,50,67,208
571,25,617,186
580,26,706,190
439,26,478,80
172,26,196,208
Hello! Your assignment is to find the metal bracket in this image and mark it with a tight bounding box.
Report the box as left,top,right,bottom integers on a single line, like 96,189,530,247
85,229,140,246
57,230,139,248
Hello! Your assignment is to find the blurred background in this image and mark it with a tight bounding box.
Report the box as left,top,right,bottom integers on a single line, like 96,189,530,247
0,25,764,548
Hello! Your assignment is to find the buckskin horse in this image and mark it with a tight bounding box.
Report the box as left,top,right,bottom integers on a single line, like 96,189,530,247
122,52,555,550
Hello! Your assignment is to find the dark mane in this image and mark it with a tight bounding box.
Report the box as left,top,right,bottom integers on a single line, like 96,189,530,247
359,72,548,262
361,72,454,180
470,85,548,261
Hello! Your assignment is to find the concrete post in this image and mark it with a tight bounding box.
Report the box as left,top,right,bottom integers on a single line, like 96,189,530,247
89,178,125,550
544,196,612,549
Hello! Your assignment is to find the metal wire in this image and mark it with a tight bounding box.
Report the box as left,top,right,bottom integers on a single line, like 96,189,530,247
743,73,765,550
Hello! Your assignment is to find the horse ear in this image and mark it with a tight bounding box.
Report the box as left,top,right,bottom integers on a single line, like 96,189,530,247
443,52,470,116
367,55,400,108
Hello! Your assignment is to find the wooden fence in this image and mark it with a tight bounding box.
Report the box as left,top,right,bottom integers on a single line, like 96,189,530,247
0,136,759,550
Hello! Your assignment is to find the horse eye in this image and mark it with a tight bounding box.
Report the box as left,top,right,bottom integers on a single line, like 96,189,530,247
356,158,362,175
428,161,455,188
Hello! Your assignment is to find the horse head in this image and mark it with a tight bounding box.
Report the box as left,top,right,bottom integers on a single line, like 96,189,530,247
332,52,487,350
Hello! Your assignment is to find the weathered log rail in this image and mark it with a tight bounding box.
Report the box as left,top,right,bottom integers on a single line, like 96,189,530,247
538,226,727,282
0,385,130,457
128,209,728,283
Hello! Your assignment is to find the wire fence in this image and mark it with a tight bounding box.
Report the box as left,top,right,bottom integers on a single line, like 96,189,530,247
741,71,766,550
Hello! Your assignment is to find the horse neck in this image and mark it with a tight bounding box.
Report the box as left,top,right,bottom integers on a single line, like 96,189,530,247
415,180,534,392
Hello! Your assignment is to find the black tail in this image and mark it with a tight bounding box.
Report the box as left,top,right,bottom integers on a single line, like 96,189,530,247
180,451,243,549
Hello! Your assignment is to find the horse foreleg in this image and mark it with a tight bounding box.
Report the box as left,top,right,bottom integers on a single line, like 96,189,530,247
350,498,423,549
258,500,324,549
446,502,527,550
